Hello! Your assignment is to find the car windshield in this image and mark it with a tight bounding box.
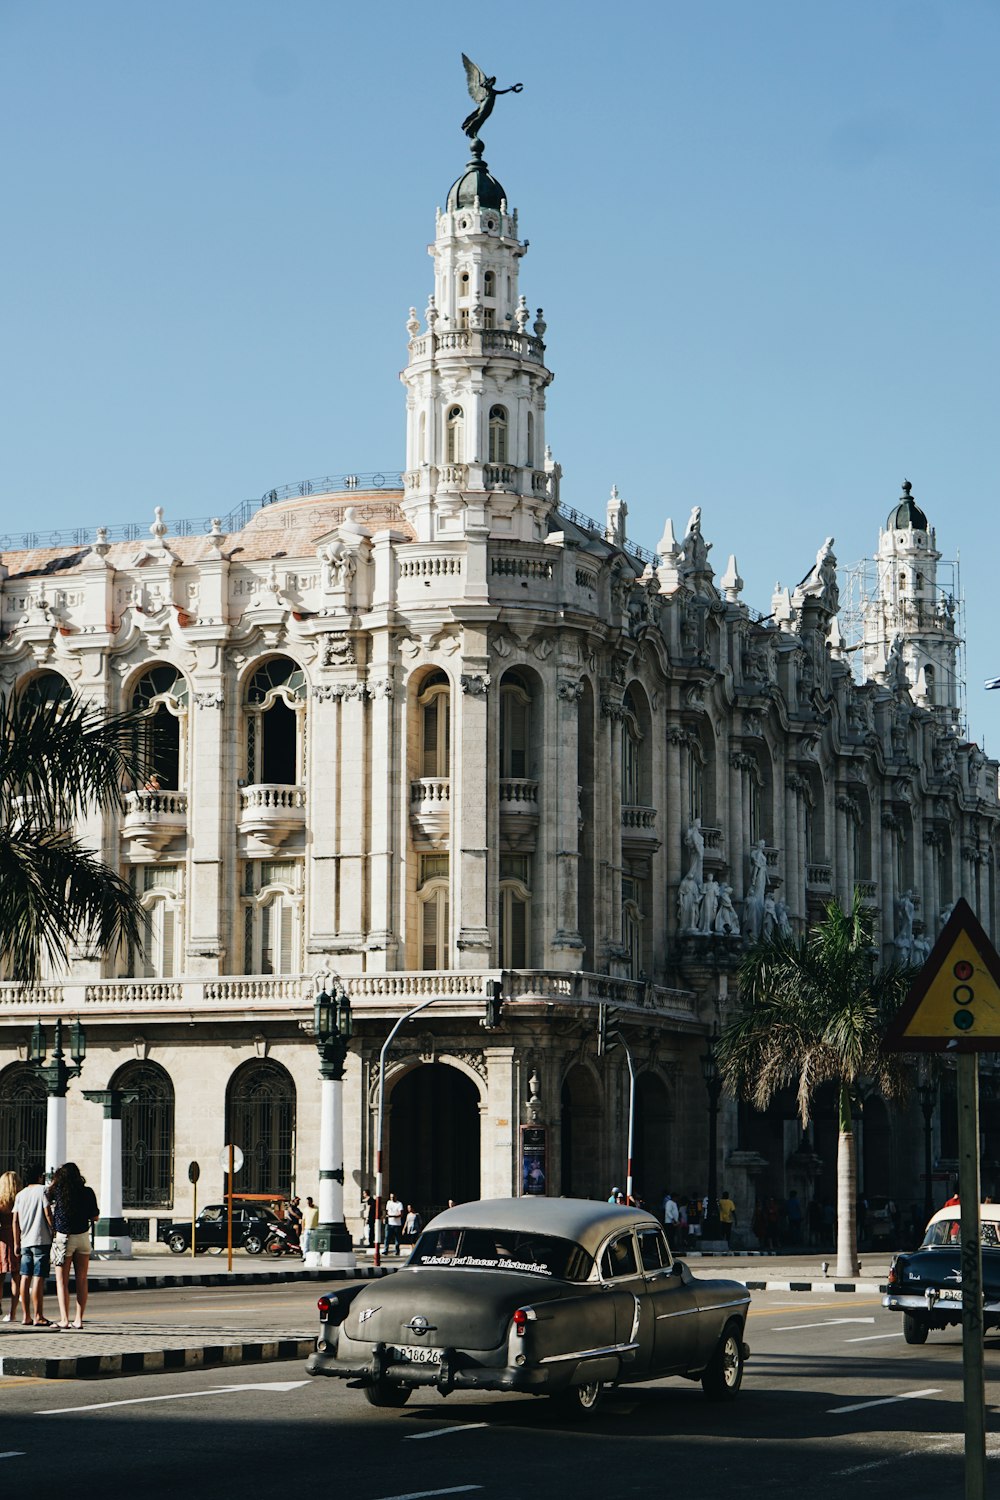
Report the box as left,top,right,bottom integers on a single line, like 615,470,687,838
922,1218,1000,1248
409,1227,594,1281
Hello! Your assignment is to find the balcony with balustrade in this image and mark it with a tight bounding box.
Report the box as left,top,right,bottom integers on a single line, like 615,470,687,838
621,804,660,852
238,784,306,851
499,778,539,848
122,789,188,855
806,862,833,893
410,777,451,847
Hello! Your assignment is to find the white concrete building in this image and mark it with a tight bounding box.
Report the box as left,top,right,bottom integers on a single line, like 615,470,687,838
1,136,998,1246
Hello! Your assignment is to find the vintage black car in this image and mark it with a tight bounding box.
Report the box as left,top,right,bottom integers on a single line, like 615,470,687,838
163,1202,279,1256
883,1204,1000,1343
306,1197,750,1413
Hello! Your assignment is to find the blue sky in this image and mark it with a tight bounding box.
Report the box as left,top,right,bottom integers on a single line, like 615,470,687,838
2,0,998,745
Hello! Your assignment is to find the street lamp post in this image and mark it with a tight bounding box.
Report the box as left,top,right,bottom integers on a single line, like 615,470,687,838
305,986,356,1270
700,1030,723,1239
918,1064,938,1230
28,1018,86,1176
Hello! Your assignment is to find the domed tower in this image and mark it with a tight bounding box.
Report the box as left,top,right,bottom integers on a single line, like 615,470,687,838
862,480,961,720
400,140,555,542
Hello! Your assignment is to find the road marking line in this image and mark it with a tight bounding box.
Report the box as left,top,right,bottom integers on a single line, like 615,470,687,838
375,1489,483,1500
0,1453,27,1460
828,1387,941,1415
405,1424,488,1442
774,1318,875,1331
37,1379,308,1415
845,1332,905,1342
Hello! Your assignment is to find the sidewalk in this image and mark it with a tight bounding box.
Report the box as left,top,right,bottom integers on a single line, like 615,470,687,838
0,1244,891,1381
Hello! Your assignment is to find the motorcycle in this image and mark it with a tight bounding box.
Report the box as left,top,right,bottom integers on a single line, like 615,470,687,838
264,1221,302,1257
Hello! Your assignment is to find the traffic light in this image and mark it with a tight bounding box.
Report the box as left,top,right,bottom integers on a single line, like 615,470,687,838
483,981,504,1030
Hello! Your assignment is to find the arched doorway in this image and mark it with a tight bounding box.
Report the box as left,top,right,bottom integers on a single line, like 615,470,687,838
862,1095,893,1199
388,1063,480,1219
110,1061,175,1209
0,1065,46,1181
560,1064,603,1200
634,1073,672,1205
226,1060,296,1197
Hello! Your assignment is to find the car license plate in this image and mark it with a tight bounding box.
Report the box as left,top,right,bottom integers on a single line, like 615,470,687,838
389,1344,442,1365
937,1288,962,1301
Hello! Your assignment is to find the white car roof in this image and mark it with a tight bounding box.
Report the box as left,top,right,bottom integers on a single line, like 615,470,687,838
927,1203,1000,1227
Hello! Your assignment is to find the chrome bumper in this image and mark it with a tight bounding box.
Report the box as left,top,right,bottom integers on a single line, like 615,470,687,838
306,1338,537,1393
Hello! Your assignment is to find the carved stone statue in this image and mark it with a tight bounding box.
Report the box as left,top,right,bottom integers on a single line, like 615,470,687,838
795,536,839,614
461,54,523,140
699,874,720,933
677,871,701,934
714,882,741,937
743,839,768,940
894,888,916,964
773,899,794,940
939,901,956,933
762,894,777,942
683,506,711,574
683,818,705,887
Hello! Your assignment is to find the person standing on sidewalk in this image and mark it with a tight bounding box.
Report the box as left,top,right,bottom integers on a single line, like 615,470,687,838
718,1189,737,1246
384,1191,404,1255
12,1167,53,1326
0,1170,22,1321
47,1162,99,1330
302,1196,319,1255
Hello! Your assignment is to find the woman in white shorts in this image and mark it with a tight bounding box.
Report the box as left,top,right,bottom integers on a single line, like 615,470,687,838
47,1162,99,1329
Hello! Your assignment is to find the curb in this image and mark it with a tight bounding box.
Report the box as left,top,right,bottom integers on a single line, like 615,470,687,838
742,1279,887,1294
58,1265,395,1294
0,1336,316,1381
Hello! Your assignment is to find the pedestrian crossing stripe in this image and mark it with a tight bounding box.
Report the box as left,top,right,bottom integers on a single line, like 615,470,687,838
884,896,1000,1052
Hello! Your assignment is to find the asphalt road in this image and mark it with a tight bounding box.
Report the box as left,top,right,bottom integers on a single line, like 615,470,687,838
1,1287,998,1499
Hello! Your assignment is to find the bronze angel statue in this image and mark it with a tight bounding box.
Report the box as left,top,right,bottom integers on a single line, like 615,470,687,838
461,54,523,140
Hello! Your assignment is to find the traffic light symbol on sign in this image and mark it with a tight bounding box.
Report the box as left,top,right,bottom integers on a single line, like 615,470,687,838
953,959,975,1032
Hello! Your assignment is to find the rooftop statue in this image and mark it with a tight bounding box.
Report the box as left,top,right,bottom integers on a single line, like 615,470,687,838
461,53,523,140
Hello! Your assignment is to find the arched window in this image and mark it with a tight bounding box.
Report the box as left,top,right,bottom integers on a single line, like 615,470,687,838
131,664,188,790
111,1061,174,1209
243,859,302,975
128,865,182,978
446,406,464,465
20,672,72,710
622,877,644,979
488,405,508,464
226,1059,296,1198
499,672,531,779
526,411,535,468
245,656,307,786
419,671,451,779
621,692,641,807
688,749,704,824
459,270,470,299
499,854,531,967
483,270,495,298
0,1064,46,1181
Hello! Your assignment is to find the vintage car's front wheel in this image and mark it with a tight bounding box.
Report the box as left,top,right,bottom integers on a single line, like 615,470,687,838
701,1322,745,1400
363,1379,412,1408
166,1232,188,1255
903,1312,929,1345
551,1378,604,1416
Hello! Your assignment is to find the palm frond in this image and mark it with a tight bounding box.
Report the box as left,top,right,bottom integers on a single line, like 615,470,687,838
0,693,151,829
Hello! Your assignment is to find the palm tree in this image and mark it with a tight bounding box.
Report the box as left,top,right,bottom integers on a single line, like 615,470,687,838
716,890,912,1276
0,688,150,980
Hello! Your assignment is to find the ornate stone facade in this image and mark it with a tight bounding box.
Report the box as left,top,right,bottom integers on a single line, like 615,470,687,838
1,142,998,1239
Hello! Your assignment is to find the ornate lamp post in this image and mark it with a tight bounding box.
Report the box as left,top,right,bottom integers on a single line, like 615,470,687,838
700,1030,723,1239
305,986,356,1270
918,1062,938,1230
28,1017,86,1176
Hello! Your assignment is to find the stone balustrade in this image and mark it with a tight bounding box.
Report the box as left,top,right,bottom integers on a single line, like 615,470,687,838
238,784,306,850
122,789,189,853
409,776,451,846
483,463,517,491
0,969,698,1024
806,862,833,889
499,778,539,811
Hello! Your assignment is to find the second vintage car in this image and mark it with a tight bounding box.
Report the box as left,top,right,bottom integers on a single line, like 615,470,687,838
306,1197,750,1413
163,1201,280,1255
883,1201,1000,1343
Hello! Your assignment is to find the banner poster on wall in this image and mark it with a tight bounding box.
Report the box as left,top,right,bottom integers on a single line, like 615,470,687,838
520,1125,547,1195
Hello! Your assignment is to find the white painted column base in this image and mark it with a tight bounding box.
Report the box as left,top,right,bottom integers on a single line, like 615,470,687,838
92,1235,134,1259
304,1248,357,1270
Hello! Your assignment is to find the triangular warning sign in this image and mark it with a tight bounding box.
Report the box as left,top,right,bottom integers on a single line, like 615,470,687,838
885,896,1000,1052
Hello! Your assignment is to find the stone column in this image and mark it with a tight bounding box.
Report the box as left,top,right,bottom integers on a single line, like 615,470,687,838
366,673,399,972
82,1089,138,1258
337,685,369,954
601,693,625,971
784,775,804,921
922,826,939,930
306,1050,356,1270
46,1093,67,1181
550,677,584,966
729,752,749,903
880,810,898,957
665,729,686,935
307,683,343,960
483,1047,517,1199
835,796,853,907
187,687,228,975
453,663,491,968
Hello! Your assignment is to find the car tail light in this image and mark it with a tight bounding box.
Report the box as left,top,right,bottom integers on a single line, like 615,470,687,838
887,1263,898,1290
317,1296,332,1319
513,1308,528,1337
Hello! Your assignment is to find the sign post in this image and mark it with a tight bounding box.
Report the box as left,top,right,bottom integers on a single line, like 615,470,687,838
218,1145,244,1272
188,1160,200,1260
884,896,1000,1500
